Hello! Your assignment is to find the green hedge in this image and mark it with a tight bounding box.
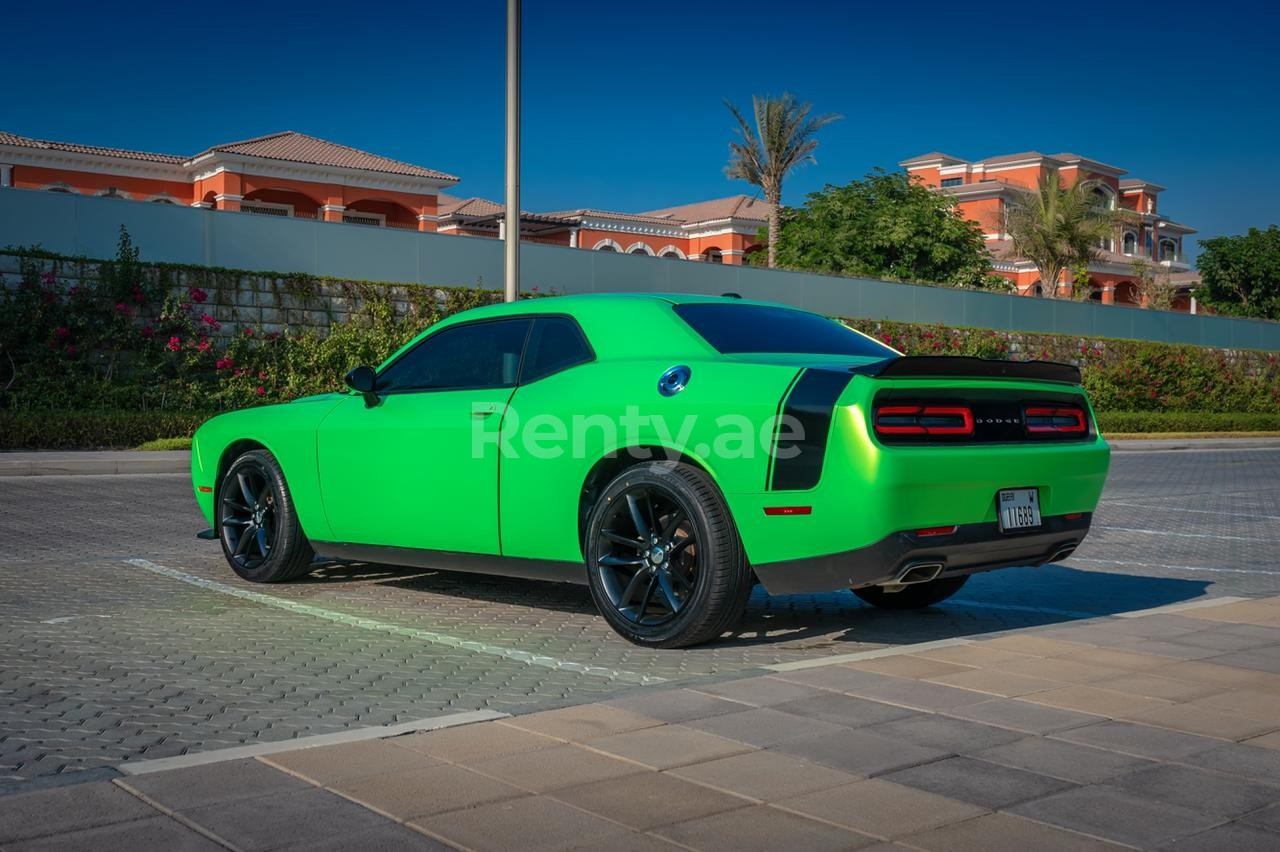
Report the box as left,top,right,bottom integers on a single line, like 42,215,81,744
0,411,209,450
1095,411,1280,434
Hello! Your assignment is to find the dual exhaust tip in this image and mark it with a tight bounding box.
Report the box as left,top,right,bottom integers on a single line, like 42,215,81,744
894,562,945,585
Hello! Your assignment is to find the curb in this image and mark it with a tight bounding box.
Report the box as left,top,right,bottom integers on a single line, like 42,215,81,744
0,451,190,477
1109,437,1280,452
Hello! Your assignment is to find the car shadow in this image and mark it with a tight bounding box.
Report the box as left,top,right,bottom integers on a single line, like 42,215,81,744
297,557,1214,650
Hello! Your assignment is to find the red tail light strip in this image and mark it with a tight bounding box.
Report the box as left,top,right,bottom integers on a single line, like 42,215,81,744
1025,406,1087,434
764,506,812,516
874,405,975,436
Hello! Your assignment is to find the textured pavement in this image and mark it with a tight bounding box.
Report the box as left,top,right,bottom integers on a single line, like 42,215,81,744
3,595,1279,851
0,447,1277,794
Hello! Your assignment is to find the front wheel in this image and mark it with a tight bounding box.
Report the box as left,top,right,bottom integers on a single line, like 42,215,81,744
585,462,751,648
853,575,968,610
216,449,314,583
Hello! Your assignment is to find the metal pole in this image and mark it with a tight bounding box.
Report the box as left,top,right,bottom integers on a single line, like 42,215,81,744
503,0,521,303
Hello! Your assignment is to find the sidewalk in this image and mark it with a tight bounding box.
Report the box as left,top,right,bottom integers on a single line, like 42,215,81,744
3,597,1279,851
3,436,1279,477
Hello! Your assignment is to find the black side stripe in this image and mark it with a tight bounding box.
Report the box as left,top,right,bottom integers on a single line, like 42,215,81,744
769,368,854,491
764,368,805,490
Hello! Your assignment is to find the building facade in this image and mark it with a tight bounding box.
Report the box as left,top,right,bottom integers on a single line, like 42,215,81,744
900,151,1198,310
0,130,764,265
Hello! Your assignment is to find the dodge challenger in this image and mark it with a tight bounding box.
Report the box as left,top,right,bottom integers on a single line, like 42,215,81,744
191,293,1110,647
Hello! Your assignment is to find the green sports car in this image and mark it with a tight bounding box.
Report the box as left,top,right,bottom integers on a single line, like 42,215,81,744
191,293,1110,648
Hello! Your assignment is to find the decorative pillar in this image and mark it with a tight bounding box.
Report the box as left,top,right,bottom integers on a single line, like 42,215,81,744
320,204,346,223
0,164,12,187
417,213,435,232
568,227,579,248
214,193,242,212
1101,284,1115,305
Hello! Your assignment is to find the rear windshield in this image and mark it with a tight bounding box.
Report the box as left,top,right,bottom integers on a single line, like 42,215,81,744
673,303,896,358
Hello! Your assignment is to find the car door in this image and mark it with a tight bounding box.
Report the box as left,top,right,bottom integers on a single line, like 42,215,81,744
315,316,532,554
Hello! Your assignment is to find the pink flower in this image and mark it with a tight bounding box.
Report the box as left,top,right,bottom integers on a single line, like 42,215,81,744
54,326,70,340
115,302,130,316
242,327,254,337
40,271,56,286
197,340,212,353
256,386,266,397
132,286,145,304
267,331,281,340
167,336,182,352
140,325,154,338
257,370,267,380
188,287,208,303
201,313,218,327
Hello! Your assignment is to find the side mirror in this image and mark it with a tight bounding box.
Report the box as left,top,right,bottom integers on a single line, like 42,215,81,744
344,365,380,408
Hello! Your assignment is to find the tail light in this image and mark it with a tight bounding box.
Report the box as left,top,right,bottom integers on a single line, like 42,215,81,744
874,405,974,436
1024,406,1087,434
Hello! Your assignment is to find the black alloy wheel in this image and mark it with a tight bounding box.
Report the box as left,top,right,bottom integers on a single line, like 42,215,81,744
216,449,314,583
594,485,698,626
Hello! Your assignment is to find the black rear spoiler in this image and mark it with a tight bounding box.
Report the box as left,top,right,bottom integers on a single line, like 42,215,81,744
855,356,1081,385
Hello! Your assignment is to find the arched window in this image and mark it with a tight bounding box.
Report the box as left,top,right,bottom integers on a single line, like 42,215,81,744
704,248,723,264
625,242,654,256
1159,238,1178,262
656,245,686,259
1090,185,1115,210
1122,232,1137,255
592,239,621,252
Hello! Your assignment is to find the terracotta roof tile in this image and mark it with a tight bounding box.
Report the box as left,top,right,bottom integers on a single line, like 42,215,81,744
640,194,769,224
0,131,183,164
196,131,458,182
899,151,968,166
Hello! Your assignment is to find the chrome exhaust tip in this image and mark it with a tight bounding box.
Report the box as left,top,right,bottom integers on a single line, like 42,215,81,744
894,562,945,585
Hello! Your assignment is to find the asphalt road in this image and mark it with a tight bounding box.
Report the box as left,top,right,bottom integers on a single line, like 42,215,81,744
2,447,1278,791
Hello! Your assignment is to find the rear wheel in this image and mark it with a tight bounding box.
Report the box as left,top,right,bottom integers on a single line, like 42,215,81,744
586,462,751,648
217,449,314,583
853,575,968,609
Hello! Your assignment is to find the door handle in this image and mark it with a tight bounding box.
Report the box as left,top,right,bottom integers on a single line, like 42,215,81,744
472,403,500,418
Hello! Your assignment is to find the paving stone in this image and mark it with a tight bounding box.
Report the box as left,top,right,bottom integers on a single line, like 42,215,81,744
973,736,1155,783
119,758,310,810
978,636,1095,657
1243,730,1280,750
1101,763,1280,818
903,811,1125,852
995,657,1128,684
1007,786,1222,848
844,655,975,680
1020,684,1175,717
770,727,949,777
181,787,389,851
1189,688,1280,723
552,772,750,830
655,804,878,851
0,781,156,843
666,749,860,802
5,815,224,852
563,833,682,851
691,676,827,707
260,740,439,785
683,707,847,747
501,705,662,741
915,644,1038,668
274,823,454,851
1148,660,1272,688
1089,673,1221,702
1052,720,1224,760
925,669,1061,697
770,692,918,729
1164,822,1280,852
771,667,904,695
882,755,1073,809
464,743,644,792
1186,743,1280,784
328,764,526,820
583,725,753,770
862,715,1023,753
842,678,988,712
393,723,558,763
414,794,628,851
604,689,746,723
1242,802,1280,832
776,778,986,838
943,698,1103,735
1125,702,1277,741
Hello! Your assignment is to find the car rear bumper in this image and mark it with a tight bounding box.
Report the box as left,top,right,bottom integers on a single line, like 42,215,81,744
753,513,1091,595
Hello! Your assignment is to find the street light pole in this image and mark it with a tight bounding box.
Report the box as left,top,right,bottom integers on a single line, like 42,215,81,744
503,0,520,303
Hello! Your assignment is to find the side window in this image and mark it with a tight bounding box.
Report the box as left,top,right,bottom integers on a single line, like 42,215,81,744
377,318,531,392
520,316,593,383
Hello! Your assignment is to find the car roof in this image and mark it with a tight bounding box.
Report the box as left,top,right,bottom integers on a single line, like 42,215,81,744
454,291,798,320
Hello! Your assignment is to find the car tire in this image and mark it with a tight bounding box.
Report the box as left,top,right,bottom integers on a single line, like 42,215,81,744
853,575,968,609
216,449,315,583
586,461,751,648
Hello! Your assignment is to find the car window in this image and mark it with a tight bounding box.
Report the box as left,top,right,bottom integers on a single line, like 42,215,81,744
377,318,531,392
520,316,593,383
673,303,896,358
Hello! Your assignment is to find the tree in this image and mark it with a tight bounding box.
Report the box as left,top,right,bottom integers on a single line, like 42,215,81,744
765,169,1001,288
724,93,841,268
1195,226,1280,319
1004,169,1126,298
1130,258,1173,310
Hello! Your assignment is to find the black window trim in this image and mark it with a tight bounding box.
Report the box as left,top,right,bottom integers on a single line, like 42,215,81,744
517,314,597,386
372,312,596,396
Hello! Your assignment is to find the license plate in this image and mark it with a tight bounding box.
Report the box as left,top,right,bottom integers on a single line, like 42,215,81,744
997,488,1042,531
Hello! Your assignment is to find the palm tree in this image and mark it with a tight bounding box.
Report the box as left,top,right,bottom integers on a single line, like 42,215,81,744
725,94,841,268
1004,169,1125,298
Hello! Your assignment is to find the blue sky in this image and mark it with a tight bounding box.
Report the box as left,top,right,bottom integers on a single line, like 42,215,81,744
7,0,1278,253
